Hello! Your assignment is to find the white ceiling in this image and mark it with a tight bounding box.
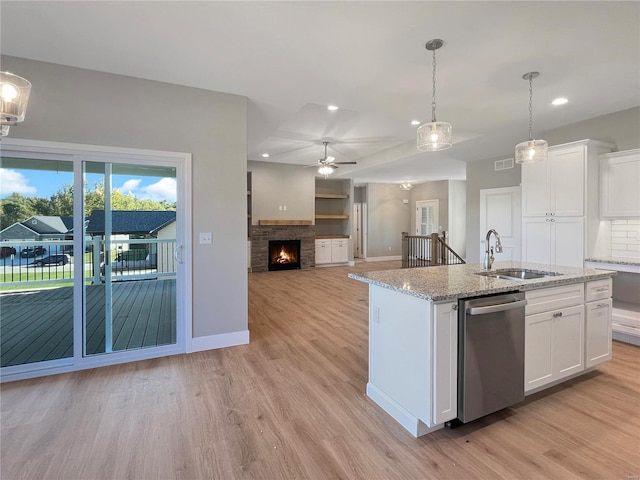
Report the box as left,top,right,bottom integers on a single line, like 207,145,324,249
1,1,639,185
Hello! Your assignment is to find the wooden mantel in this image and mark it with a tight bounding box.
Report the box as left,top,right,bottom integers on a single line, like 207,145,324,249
258,220,313,226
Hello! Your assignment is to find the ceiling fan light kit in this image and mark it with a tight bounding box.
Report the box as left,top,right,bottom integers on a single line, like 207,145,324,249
515,71,548,164
417,38,452,152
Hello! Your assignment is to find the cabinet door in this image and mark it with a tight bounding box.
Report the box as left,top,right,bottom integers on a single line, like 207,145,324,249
331,239,349,263
315,240,332,264
550,146,585,216
586,299,612,368
522,217,551,264
552,217,584,268
600,151,640,217
525,311,554,392
432,302,457,425
521,159,550,216
553,304,585,381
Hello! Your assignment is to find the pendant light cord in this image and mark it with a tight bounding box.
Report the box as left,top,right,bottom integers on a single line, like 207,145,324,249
431,49,437,123
528,75,534,141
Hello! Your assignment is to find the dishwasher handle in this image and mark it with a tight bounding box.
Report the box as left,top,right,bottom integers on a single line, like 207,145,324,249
467,299,527,316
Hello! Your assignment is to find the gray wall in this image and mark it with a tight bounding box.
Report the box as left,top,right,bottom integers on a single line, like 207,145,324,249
2,55,248,339
465,158,523,264
448,180,466,257
366,183,411,257
465,106,640,264
409,180,449,235
247,161,315,224
546,107,640,151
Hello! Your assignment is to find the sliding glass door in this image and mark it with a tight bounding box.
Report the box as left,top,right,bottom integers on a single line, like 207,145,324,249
0,140,190,380
83,160,178,356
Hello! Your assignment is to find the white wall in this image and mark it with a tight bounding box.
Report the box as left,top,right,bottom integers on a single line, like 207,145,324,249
247,161,315,224
2,55,248,339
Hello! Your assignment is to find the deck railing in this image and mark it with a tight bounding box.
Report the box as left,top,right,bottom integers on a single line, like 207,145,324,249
0,238,176,289
401,232,465,268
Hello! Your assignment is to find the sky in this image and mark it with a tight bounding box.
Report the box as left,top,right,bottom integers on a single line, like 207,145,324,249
0,168,177,203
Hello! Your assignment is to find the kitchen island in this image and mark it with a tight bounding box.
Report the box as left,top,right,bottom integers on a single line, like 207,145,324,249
349,261,616,437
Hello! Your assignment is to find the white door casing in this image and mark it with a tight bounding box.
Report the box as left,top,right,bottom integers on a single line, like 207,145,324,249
416,200,439,235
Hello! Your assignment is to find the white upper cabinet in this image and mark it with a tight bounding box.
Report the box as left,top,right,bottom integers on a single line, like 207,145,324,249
600,149,640,218
522,143,586,217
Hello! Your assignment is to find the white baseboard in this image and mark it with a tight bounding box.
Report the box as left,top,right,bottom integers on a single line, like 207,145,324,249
364,255,402,262
366,382,441,437
190,330,250,353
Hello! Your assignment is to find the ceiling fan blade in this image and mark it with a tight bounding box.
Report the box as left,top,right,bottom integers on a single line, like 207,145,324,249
333,161,357,165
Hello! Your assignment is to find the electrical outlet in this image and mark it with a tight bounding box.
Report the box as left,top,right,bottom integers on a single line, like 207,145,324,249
388,246,392,251
199,232,212,245
279,205,283,211
373,306,380,324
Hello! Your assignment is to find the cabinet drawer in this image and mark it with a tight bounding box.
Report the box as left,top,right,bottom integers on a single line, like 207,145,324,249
525,283,585,315
585,278,612,302
332,239,349,247
315,239,332,247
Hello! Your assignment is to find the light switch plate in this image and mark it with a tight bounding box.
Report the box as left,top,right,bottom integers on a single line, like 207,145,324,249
199,232,212,244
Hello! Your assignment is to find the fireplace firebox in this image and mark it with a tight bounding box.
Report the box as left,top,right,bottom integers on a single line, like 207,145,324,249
268,240,301,271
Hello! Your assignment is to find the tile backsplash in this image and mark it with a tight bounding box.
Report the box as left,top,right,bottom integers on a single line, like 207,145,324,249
611,218,640,258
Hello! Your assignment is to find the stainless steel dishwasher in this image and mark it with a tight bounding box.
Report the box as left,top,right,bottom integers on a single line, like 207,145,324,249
457,292,527,424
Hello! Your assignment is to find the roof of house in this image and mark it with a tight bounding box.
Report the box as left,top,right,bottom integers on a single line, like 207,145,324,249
86,210,176,235
23,216,71,235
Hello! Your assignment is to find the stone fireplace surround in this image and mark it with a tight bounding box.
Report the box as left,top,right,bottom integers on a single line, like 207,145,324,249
251,224,316,272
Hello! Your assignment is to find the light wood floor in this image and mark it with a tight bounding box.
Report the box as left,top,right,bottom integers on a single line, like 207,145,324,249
1,261,639,479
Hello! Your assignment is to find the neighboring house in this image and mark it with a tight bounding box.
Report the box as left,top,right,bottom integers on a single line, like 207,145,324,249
0,215,73,242
85,210,176,237
86,210,177,269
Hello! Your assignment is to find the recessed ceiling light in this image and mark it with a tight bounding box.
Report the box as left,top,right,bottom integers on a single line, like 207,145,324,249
552,97,568,106
327,105,339,111
261,153,269,158
411,120,421,126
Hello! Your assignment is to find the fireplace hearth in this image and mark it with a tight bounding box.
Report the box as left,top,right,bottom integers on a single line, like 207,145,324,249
268,240,301,271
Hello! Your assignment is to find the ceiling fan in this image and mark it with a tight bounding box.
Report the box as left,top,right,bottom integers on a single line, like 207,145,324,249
308,141,357,174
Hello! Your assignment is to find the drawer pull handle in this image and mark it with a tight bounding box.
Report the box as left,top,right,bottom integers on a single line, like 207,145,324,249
553,312,563,318
595,287,609,292
596,303,609,309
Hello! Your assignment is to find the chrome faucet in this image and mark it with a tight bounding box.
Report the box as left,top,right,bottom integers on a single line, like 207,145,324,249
483,229,503,270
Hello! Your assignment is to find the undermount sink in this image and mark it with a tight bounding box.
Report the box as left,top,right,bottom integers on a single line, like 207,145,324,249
475,268,563,281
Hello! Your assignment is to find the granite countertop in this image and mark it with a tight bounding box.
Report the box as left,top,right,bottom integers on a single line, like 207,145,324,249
584,256,640,267
348,261,616,302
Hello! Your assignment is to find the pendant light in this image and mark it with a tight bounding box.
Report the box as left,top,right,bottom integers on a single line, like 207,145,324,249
417,39,452,152
0,71,31,137
515,72,548,164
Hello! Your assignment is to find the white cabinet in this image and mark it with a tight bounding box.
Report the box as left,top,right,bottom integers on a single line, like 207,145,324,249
525,284,585,392
367,285,456,436
521,140,613,265
331,238,349,263
600,149,640,217
522,144,585,217
522,216,584,267
432,301,458,425
315,238,349,265
314,239,332,265
585,278,613,367
586,298,612,368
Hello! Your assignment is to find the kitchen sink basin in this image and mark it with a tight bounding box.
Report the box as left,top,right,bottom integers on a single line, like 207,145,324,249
475,268,563,281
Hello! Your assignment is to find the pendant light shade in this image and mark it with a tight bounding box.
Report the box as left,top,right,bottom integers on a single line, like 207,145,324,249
417,39,452,152
0,71,31,137
515,72,547,164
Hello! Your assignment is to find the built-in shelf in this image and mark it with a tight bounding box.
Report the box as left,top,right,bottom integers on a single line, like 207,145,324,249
258,220,313,226
315,214,349,220
315,193,349,199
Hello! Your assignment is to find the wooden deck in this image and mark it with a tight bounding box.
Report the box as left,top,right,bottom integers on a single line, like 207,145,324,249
0,279,176,367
